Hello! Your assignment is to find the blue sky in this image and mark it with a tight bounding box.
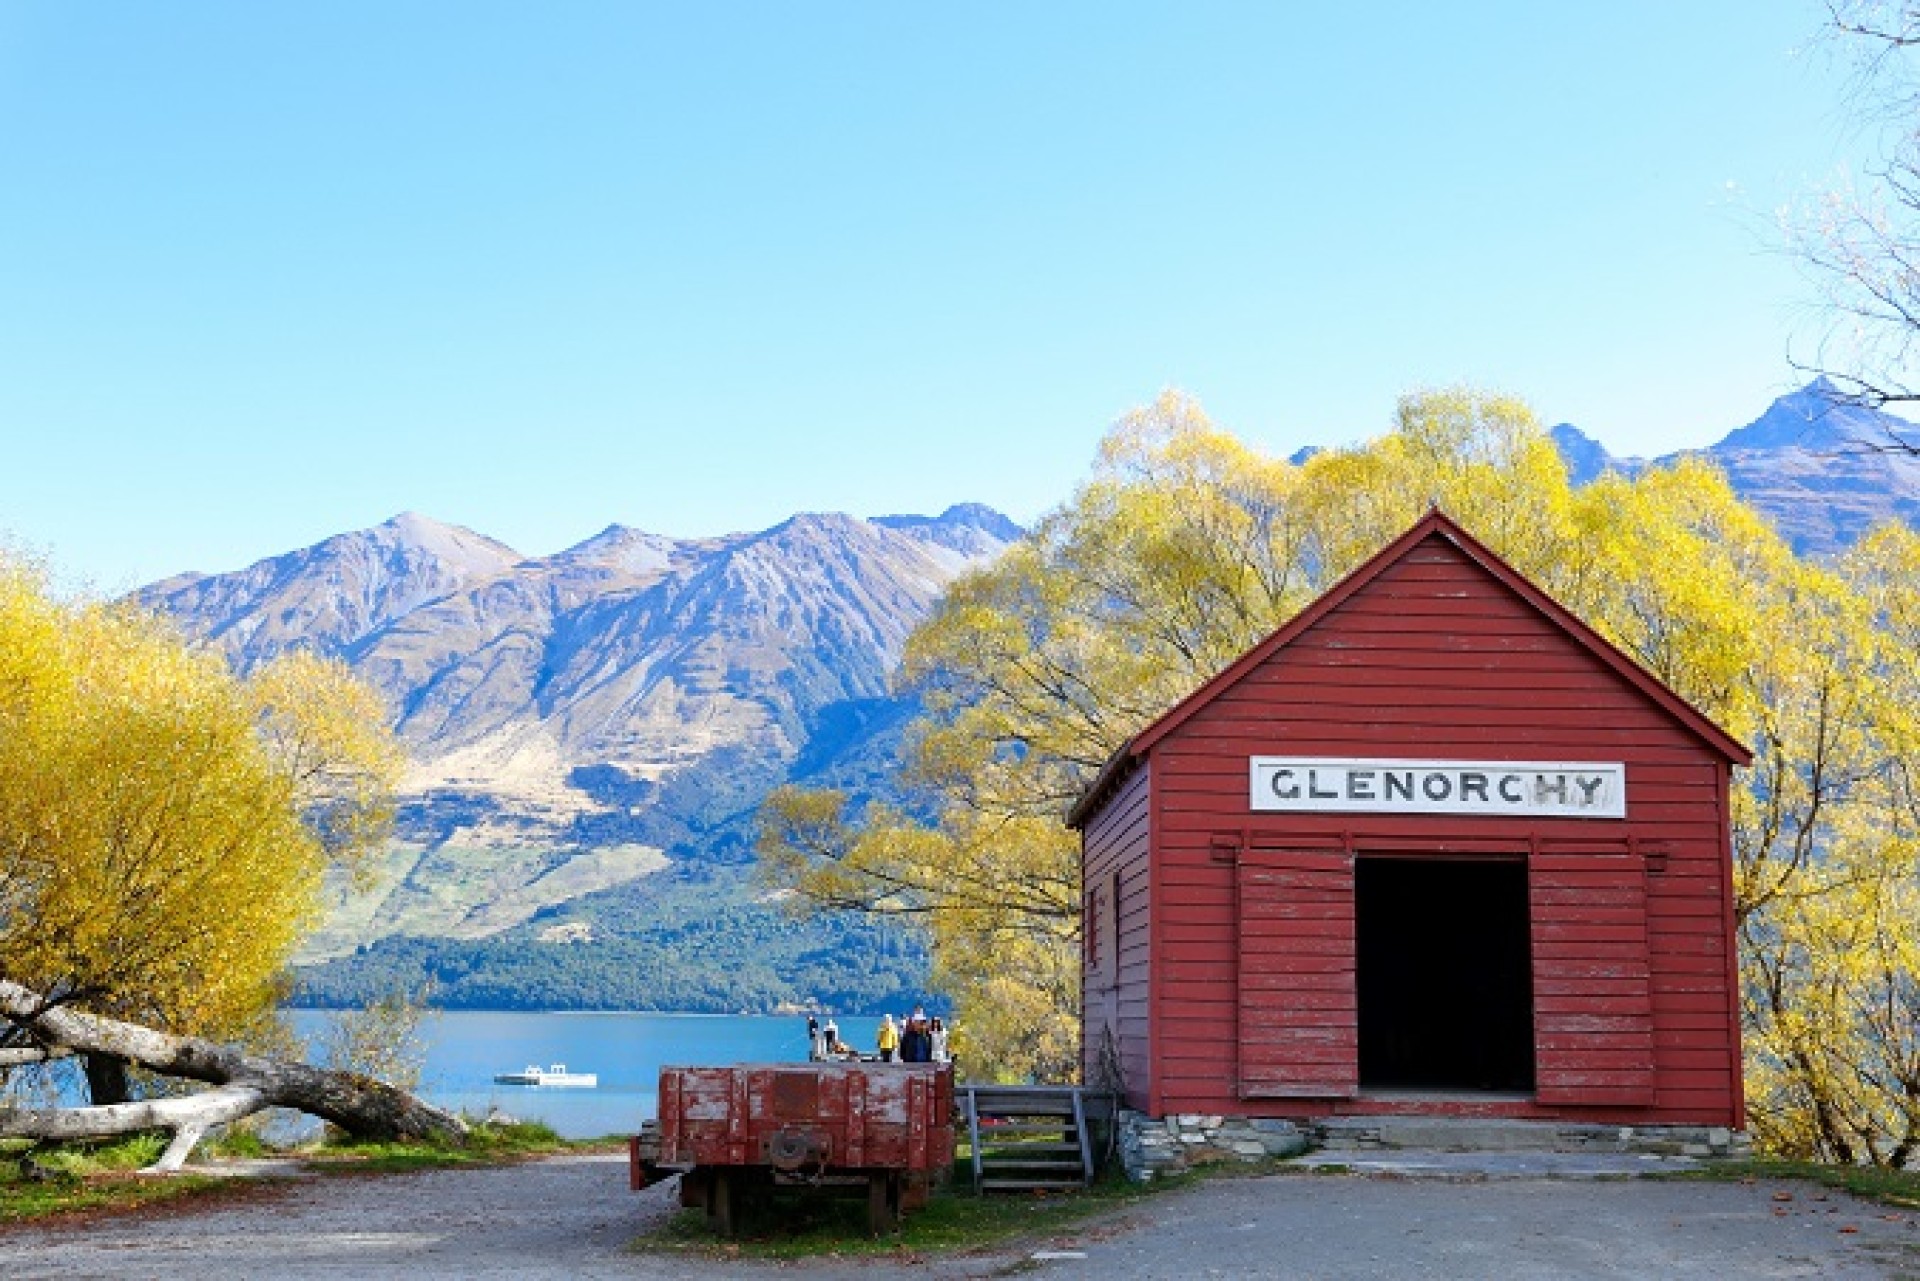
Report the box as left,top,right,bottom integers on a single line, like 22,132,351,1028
0,3,1877,589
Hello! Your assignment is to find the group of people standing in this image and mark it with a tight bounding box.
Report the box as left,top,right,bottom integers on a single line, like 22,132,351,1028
876,1006,947,1063
805,1007,950,1065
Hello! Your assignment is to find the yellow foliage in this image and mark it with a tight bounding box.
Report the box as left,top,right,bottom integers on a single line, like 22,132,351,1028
762,386,1920,1164
246,649,404,879
1733,524,1920,1165
0,559,401,1039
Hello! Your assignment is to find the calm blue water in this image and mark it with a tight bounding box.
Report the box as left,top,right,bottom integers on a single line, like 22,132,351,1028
288,1010,884,1139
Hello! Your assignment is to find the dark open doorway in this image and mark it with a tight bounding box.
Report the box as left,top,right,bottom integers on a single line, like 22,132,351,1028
1356,857,1534,1092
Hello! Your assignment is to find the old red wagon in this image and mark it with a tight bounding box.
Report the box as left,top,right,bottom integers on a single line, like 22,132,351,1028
630,1061,954,1234
1069,510,1751,1165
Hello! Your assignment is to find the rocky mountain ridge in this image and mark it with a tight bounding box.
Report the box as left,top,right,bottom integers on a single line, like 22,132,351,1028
1550,378,1920,554
138,503,1019,962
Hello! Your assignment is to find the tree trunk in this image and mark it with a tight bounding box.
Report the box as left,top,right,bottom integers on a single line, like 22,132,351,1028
0,1045,69,1067
0,979,465,1172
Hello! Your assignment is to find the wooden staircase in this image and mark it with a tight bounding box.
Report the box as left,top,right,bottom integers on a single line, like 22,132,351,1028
961,1085,1113,1192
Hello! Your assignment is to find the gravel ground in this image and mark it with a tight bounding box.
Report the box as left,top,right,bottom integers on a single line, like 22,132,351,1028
4,1154,683,1281
5,1152,1919,1279
1042,1171,1920,1279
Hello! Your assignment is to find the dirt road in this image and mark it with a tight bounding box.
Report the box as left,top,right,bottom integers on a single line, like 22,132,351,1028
6,1152,1918,1279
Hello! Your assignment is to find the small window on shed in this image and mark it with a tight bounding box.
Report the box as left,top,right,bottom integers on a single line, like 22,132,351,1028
1087,874,1119,989
1107,869,1121,984
1085,880,1102,976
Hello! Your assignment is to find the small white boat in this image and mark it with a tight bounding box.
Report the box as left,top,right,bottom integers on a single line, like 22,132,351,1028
492,1062,598,1088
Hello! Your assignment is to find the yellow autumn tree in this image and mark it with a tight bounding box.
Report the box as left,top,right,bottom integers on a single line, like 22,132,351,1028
0,555,402,1069
764,386,1920,1165
1733,526,1920,1164
762,388,1589,1080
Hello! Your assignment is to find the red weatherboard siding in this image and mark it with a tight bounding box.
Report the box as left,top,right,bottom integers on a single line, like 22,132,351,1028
1528,847,1657,1106
1127,530,1744,1126
1235,848,1358,1099
1081,761,1153,1110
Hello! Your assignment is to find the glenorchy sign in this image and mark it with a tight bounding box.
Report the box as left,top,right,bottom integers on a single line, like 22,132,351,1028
1248,756,1626,819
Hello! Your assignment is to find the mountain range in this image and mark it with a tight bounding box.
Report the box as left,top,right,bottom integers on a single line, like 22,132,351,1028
131,379,1920,1011
137,503,1020,1007
1550,377,1920,554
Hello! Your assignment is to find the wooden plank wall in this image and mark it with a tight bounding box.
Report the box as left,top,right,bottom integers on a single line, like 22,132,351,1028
1530,847,1656,1105
1082,761,1153,1109
1237,848,1357,1098
1144,534,1741,1125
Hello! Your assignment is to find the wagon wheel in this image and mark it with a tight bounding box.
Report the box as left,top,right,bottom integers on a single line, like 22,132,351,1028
866,1171,902,1235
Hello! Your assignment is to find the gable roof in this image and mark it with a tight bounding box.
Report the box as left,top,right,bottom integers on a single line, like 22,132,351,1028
1066,508,1752,829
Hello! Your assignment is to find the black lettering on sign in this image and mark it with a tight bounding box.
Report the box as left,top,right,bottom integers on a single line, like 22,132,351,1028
1422,773,1452,801
1460,772,1489,803
1385,772,1414,801
1347,770,1376,800
1269,769,1299,800
1575,775,1605,805
1498,774,1523,803
1535,775,1569,805
1308,770,1338,800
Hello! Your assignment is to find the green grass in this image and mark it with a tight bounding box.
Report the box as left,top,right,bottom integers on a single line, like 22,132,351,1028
196,1128,273,1161
299,1119,597,1174
1675,1157,1920,1209
0,1133,237,1225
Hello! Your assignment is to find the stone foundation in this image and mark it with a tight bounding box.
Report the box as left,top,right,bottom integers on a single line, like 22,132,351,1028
1117,1110,1750,1180
1117,1110,1310,1181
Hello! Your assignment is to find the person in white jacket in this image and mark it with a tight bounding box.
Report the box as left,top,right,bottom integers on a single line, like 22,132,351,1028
930,1017,950,1064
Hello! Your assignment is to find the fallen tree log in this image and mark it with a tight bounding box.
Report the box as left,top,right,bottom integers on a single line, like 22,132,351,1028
0,1045,71,1067
0,978,466,1172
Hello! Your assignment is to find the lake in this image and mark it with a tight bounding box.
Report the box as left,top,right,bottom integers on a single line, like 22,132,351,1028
289,1009,885,1139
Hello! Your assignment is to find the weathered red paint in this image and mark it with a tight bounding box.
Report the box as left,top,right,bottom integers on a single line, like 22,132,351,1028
634,1060,955,1233
1073,511,1751,1128
651,1062,953,1180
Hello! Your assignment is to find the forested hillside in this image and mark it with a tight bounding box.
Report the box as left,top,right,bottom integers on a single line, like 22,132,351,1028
292,864,932,1014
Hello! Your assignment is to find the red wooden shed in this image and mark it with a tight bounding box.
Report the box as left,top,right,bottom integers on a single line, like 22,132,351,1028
1068,510,1751,1134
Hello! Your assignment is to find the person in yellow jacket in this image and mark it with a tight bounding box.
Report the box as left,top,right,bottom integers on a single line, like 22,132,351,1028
876,1013,900,1062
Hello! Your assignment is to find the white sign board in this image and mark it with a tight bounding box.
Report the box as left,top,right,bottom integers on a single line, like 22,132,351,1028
1248,757,1626,819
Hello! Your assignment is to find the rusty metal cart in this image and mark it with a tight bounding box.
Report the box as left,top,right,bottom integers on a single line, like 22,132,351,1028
630,1061,955,1235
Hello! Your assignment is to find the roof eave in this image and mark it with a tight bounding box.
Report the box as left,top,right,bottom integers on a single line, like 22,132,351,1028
1064,738,1139,830
1124,508,1753,769
1063,508,1754,833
